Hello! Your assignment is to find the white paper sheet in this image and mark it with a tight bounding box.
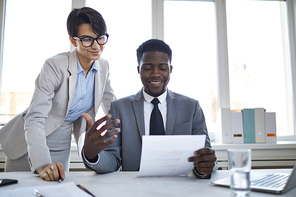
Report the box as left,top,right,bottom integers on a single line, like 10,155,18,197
138,135,206,177
0,181,92,197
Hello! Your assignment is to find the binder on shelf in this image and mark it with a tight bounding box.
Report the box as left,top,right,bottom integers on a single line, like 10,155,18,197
242,108,255,143
231,111,244,144
254,108,266,143
220,108,232,144
265,112,277,143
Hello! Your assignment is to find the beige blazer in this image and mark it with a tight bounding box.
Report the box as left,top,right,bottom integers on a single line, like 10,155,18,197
0,48,116,172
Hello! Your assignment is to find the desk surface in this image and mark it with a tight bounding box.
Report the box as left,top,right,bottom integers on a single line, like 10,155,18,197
0,169,295,197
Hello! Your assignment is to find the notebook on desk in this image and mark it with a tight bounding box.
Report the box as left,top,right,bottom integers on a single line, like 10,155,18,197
211,163,296,194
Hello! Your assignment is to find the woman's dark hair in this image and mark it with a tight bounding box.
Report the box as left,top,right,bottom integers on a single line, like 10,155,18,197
67,7,107,37
136,39,172,65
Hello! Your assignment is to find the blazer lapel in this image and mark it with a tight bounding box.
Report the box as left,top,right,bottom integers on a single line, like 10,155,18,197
132,90,145,140
67,49,78,114
94,61,104,112
166,89,178,135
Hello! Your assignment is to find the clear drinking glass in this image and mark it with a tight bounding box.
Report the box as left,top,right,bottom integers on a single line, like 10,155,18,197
227,149,251,196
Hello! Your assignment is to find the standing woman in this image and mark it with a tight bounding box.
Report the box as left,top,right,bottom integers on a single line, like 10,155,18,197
0,7,116,181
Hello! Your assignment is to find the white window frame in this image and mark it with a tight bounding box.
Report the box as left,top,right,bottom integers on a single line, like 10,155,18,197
0,0,5,104
286,0,296,141
0,0,295,142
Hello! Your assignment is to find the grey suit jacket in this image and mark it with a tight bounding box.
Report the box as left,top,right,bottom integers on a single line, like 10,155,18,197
84,89,217,175
0,48,116,172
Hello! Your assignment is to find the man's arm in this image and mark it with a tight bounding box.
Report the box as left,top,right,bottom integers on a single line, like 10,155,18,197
188,100,218,178
82,113,121,173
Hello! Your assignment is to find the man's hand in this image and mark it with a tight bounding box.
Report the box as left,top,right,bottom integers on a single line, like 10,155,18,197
38,162,65,181
188,148,217,175
82,113,120,161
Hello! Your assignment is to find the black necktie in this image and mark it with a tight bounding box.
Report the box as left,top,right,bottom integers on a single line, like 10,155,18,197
150,98,165,135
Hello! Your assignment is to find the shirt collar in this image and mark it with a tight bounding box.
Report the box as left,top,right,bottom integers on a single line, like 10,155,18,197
143,88,167,104
77,58,98,74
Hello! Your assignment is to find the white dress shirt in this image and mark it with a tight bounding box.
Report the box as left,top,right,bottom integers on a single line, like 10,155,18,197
143,89,167,135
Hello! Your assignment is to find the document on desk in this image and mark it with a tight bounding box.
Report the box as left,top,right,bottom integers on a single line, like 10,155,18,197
0,181,93,197
138,135,206,177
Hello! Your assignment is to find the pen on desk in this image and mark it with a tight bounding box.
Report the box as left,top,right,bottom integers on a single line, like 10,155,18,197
58,173,64,183
34,189,48,197
59,176,62,183
77,184,96,197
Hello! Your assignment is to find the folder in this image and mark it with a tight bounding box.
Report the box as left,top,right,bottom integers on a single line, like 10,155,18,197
265,112,277,143
254,108,266,143
220,108,232,144
231,111,244,144
242,108,255,143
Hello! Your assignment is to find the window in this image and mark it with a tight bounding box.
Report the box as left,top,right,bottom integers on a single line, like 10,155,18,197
226,0,294,137
1,0,295,140
86,0,152,99
86,0,152,118
164,1,218,139
0,0,71,123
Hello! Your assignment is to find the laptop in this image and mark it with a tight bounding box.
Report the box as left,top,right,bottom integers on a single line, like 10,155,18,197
211,163,296,194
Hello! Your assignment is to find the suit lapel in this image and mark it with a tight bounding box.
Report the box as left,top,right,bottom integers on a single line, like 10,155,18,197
132,90,145,140
166,90,178,135
67,49,78,114
94,60,104,112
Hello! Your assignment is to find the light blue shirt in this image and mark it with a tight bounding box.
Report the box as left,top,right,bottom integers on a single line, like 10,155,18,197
65,59,97,121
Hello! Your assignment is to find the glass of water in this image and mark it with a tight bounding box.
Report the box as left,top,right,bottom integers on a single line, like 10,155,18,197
227,149,251,196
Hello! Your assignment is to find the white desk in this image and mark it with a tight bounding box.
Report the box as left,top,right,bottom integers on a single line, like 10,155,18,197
1,141,296,171
0,169,295,197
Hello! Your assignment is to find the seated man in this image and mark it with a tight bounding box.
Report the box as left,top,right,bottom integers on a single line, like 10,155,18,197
82,39,218,178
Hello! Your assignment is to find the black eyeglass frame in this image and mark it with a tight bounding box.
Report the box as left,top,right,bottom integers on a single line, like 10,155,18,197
73,33,109,47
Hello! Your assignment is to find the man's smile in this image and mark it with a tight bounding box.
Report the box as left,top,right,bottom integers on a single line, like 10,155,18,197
150,81,162,85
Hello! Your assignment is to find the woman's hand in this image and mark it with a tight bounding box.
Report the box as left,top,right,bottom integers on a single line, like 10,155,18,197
38,162,65,182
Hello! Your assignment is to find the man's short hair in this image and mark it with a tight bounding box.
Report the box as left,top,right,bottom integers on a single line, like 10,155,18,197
136,39,172,65
67,7,107,37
